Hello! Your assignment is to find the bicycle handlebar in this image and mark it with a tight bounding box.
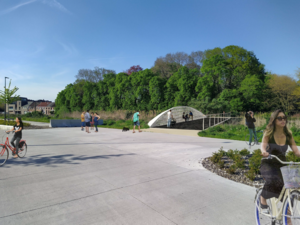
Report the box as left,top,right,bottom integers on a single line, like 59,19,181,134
262,154,300,165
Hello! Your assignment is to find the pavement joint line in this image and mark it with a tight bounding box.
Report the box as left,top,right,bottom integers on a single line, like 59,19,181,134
0,170,194,220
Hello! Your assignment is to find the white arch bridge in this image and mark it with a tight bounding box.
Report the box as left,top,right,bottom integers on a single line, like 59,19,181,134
148,106,231,130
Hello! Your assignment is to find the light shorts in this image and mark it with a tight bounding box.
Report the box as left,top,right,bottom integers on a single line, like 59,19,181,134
133,121,140,126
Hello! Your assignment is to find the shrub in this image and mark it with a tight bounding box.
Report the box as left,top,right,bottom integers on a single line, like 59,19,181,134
0,120,30,127
286,151,300,162
211,152,223,163
240,149,250,156
226,149,235,159
246,169,256,181
218,160,225,168
249,149,262,173
234,155,245,169
227,164,237,174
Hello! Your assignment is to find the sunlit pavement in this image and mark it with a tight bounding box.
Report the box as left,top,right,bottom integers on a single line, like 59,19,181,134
0,127,257,225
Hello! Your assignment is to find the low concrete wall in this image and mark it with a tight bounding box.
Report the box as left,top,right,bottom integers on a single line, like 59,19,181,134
0,125,13,130
50,119,104,127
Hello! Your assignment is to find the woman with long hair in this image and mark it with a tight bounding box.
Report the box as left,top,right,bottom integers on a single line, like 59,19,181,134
7,117,24,158
260,109,300,214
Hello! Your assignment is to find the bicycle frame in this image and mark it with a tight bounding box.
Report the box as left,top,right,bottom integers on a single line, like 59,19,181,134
256,187,298,220
0,132,26,155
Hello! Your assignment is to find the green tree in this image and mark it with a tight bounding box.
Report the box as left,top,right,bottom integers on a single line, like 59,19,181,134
0,80,20,108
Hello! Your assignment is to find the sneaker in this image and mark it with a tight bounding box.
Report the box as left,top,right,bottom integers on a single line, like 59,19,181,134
260,202,269,214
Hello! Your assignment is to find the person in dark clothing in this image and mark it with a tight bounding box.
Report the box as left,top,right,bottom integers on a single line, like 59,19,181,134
245,110,258,147
260,109,300,217
7,117,23,159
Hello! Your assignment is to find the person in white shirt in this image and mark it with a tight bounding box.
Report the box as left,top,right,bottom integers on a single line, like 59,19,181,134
167,109,173,128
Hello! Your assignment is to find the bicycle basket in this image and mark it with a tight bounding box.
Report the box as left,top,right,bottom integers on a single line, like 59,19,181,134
281,165,300,189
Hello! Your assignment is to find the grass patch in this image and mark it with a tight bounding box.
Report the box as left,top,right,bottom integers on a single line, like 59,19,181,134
0,120,30,127
198,124,300,144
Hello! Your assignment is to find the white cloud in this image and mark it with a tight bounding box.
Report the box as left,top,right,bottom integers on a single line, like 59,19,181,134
0,0,37,15
41,0,71,14
0,0,71,16
57,41,78,57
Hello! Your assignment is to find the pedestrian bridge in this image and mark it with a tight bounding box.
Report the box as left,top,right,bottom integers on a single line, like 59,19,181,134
148,106,231,130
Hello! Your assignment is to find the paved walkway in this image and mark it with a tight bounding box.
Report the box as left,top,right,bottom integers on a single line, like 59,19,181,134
142,128,200,137
0,128,262,224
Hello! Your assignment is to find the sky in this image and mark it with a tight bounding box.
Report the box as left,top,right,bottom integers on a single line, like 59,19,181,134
0,0,299,102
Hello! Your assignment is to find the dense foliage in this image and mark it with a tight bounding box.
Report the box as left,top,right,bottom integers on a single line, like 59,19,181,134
55,45,300,115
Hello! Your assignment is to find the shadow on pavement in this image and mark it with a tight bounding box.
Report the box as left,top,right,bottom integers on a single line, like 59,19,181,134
4,153,136,168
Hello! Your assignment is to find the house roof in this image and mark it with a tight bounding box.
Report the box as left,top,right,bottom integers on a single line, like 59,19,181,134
37,102,52,107
47,102,55,107
22,101,33,108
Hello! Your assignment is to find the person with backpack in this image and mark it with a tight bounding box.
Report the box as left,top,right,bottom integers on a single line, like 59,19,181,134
245,110,258,148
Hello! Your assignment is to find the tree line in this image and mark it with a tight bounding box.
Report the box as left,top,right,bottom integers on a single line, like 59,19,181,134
55,45,300,115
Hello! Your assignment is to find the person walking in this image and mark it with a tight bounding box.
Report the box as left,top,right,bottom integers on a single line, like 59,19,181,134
85,110,91,133
81,110,85,131
245,110,258,148
167,109,173,128
90,112,94,131
7,117,23,158
94,112,101,132
132,111,142,133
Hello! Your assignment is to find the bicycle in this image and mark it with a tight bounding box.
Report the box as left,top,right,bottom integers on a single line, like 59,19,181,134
255,154,300,225
245,128,264,146
0,131,27,166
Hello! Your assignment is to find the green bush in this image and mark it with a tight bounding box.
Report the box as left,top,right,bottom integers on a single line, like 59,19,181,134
218,160,225,168
286,151,300,162
234,156,245,169
227,164,237,174
249,149,262,173
240,149,250,156
211,152,223,163
0,120,30,127
226,149,235,159
246,169,256,181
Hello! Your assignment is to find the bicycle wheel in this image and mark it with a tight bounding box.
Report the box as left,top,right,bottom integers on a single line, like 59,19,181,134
255,188,276,225
17,143,27,158
282,190,300,225
245,133,256,146
0,146,8,166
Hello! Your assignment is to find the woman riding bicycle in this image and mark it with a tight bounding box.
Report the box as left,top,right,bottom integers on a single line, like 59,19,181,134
260,109,300,213
6,117,23,159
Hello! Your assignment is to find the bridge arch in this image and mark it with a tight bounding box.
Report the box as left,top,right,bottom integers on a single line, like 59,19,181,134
148,106,206,128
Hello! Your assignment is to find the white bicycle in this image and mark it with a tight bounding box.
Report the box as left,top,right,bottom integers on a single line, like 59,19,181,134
255,154,300,225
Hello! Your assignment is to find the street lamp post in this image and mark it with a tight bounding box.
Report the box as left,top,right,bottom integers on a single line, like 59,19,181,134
4,77,9,122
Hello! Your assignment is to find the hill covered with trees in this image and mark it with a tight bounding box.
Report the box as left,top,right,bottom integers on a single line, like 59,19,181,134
55,45,300,115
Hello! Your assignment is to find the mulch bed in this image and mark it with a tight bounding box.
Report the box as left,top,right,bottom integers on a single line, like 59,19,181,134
200,155,265,188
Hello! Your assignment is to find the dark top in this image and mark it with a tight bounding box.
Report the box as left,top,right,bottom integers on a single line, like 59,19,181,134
14,123,23,138
189,112,193,116
94,116,98,122
245,113,256,129
264,135,290,166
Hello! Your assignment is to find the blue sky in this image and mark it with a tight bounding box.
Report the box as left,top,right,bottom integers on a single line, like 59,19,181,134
0,0,299,101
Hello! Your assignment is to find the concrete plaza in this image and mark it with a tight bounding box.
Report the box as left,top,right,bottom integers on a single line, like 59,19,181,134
0,127,257,225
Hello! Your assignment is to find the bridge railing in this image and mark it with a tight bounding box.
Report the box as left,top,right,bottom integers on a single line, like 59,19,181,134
201,112,232,130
